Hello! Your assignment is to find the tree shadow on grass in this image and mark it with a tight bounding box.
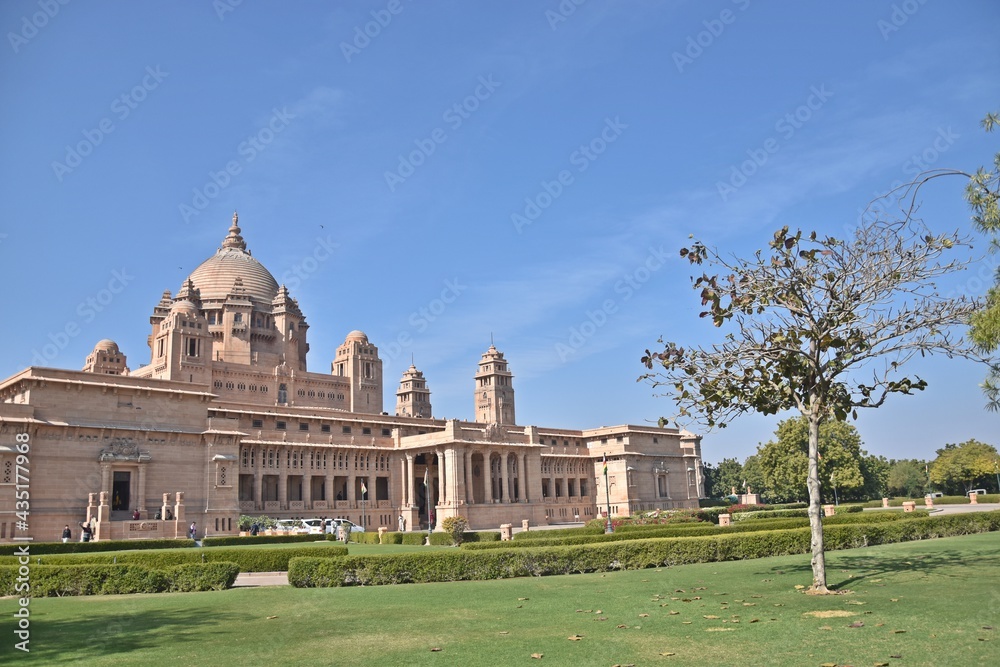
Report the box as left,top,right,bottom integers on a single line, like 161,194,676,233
16,597,245,665
759,549,1000,591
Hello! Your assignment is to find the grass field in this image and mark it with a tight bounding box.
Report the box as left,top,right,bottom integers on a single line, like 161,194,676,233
4,532,998,666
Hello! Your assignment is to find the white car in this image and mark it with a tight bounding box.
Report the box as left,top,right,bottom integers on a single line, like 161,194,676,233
301,518,325,535
274,519,310,534
324,518,365,534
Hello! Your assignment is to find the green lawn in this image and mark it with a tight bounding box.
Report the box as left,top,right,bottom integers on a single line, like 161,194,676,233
5,533,999,666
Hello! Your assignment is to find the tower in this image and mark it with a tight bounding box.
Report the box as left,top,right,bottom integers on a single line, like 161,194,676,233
395,362,432,418
333,330,384,414
474,344,515,424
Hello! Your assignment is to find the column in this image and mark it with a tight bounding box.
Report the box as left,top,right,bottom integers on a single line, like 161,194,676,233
499,451,507,503
465,449,474,503
254,446,263,510
437,450,446,505
521,452,529,502
137,463,147,514
278,449,288,509
302,449,312,509
347,450,355,504
100,462,111,498
406,454,415,508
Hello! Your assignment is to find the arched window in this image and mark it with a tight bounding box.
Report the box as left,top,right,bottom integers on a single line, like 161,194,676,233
278,383,287,404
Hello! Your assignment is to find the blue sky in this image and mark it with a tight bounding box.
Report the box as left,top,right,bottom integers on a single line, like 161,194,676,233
1,1,997,465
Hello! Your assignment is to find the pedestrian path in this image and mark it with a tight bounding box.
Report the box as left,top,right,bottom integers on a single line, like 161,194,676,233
233,571,289,587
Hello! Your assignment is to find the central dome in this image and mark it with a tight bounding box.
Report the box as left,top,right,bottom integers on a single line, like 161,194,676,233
185,213,279,307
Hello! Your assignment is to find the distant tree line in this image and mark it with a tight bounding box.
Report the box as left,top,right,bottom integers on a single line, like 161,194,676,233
702,417,998,501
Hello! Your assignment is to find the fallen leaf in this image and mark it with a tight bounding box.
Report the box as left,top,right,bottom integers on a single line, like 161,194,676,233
518,597,529,601
595,617,607,622
639,613,649,618
517,605,523,609
703,615,720,619
820,662,837,666
617,624,628,629
893,630,906,634
749,619,760,623
682,621,692,625
430,647,442,652
567,634,583,641
659,652,676,657
819,625,833,631
846,601,866,605
705,628,734,632
575,609,584,613
743,603,756,607
876,623,885,627
848,621,865,628
875,663,890,666
499,631,509,635
751,594,763,598
266,616,278,620
531,653,543,659
890,598,898,602
669,611,680,615
890,655,902,659
675,589,685,593
682,598,692,602
794,585,806,590
693,596,702,600
984,626,994,630
595,610,603,614
773,603,784,607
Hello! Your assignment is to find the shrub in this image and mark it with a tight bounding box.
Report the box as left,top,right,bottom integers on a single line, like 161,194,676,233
30,545,347,572
288,510,1000,588
441,517,469,545
202,534,321,547
0,538,192,557
0,562,239,597
401,532,427,546
428,532,454,546
841,504,865,513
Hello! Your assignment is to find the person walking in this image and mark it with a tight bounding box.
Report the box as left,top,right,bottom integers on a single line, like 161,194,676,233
189,522,197,540
61,525,71,543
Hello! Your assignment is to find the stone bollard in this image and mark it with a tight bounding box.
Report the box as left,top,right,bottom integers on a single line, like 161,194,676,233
882,497,890,508
924,495,934,508
500,523,512,541
902,501,916,513
718,513,731,527
378,527,388,543
521,519,530,532
823,504,835,517
970,492,979,505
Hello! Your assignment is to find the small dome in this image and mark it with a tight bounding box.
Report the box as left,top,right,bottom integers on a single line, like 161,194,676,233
345,330,369,342
171,299,199,315
94,339,119,353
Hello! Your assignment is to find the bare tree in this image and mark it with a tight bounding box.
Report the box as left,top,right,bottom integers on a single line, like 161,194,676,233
641,197,985,593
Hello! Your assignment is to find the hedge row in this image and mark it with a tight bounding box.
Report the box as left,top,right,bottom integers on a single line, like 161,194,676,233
202,534,332,547
23,544,348,572
462,511,931,550
288,511,1000,587
859,495,1000,507
0,562,239,597
0,538,194,557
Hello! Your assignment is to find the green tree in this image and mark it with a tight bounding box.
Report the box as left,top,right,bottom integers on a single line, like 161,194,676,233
711,457,744,498
887,459,929,497
929,439,998,494
756,417,866,504
966,111,1000,409
853,453,890,502
740,455,767,500
641,210,983,592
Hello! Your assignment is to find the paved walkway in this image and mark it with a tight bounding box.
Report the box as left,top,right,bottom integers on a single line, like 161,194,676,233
232,571,289,587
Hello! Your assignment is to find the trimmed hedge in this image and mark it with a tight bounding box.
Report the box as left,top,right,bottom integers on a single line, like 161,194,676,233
860,495,999,507
0,562,239,597
288,511,1000,587
26,544,348,572
513,526,603,541
0,538,193,557
202,534,331,547
462,511,930,551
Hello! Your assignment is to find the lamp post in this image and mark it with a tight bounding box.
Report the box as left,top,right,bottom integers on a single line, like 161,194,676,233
994,460,999,496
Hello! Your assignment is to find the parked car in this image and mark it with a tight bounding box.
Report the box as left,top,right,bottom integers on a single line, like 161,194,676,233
324,518,365,534
301,518,325,535
968,489,988,496
274,519,310,534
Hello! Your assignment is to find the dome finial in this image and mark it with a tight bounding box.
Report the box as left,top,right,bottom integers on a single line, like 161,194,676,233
221,210,247,251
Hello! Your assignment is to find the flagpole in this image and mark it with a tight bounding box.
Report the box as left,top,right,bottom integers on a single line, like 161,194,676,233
424,465,431,543
361,480,367,531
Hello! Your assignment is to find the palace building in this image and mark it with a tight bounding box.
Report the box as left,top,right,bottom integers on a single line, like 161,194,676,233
0,214,703,542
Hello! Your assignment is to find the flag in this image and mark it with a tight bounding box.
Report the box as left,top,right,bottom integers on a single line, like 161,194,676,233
602,453,608,476
361,481,367,497
423,467,429,487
